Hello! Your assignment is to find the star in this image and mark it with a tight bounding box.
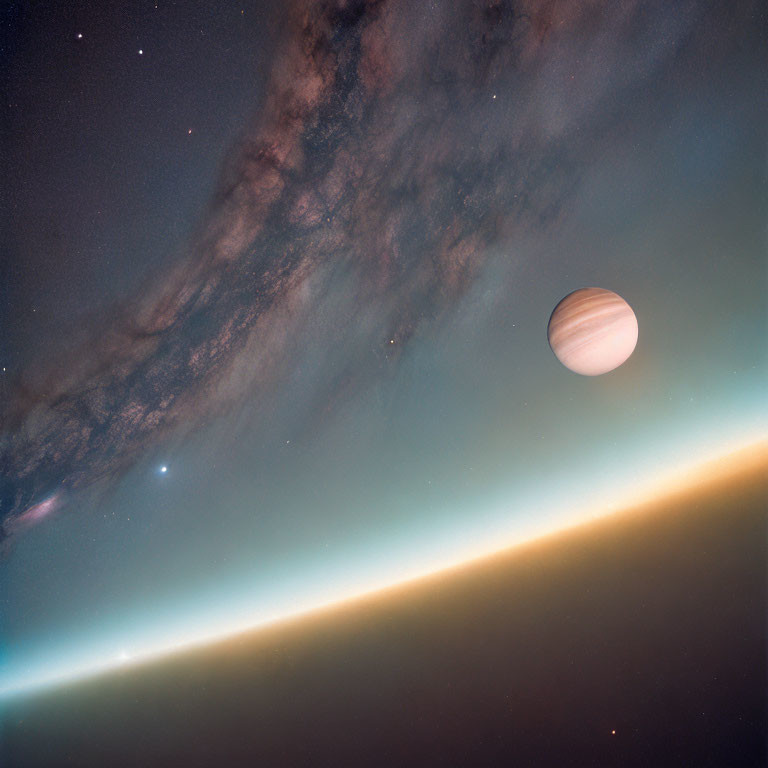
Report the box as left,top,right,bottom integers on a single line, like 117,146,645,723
76,33,83,39
138,49,144,55
160,465,167,473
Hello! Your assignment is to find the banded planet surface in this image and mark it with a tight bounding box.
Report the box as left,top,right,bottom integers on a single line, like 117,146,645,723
547,288,639,376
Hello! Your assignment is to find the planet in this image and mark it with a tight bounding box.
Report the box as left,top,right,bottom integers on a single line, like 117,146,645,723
547,287,638,376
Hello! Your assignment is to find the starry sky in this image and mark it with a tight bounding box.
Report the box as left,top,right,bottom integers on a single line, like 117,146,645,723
1,0,765,696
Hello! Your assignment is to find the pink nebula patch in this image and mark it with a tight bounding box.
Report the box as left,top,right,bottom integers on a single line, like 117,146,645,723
17,494,61,526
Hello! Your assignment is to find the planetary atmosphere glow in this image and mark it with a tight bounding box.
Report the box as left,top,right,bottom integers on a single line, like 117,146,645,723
2,434,764,701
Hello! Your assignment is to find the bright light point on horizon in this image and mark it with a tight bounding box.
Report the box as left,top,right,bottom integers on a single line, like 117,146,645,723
160,466,167,473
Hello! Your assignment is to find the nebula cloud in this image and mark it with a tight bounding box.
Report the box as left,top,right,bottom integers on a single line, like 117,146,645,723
0,0,732,542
